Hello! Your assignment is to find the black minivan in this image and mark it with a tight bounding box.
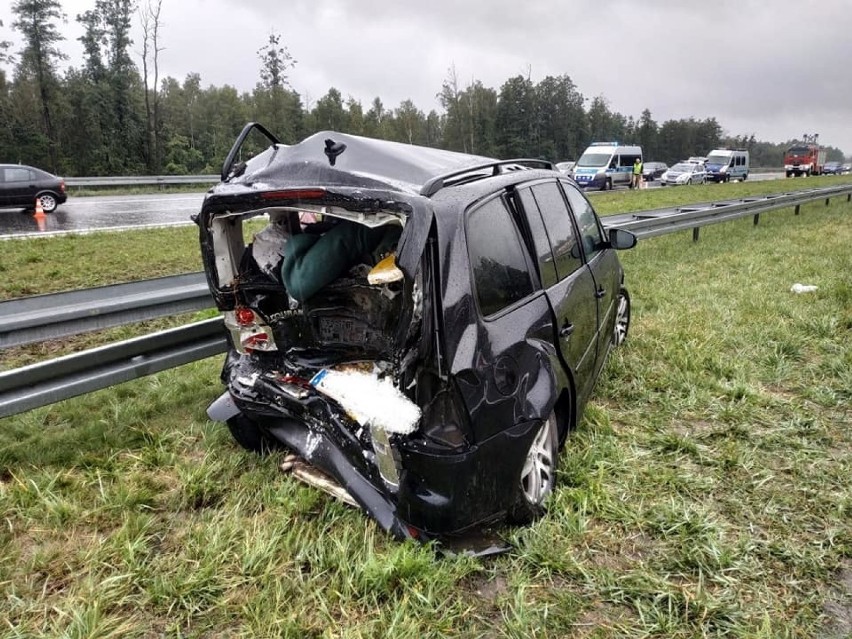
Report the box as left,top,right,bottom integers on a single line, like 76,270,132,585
197,123,636,542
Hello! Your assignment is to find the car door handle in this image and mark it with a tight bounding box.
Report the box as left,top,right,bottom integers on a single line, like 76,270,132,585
595,287,606,299
559,323,575,338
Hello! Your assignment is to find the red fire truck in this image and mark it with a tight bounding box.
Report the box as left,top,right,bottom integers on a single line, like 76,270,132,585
784,143,827,177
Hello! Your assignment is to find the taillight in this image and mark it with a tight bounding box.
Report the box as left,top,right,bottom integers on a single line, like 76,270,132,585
224,309,278,354
260,188,326,201
243,332,271,351
235,307,255,326
60,180,66,193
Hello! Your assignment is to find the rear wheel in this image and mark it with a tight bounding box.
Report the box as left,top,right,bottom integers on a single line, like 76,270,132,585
601,177,612,191
38,193,58,212
226,414,282,455
510,412,559,524
613,288,631,347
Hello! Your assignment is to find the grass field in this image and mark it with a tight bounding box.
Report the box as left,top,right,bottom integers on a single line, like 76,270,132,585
1,181,851,637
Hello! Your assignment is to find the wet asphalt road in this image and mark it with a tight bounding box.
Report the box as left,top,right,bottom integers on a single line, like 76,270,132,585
0,173,785,238
0,192,205,238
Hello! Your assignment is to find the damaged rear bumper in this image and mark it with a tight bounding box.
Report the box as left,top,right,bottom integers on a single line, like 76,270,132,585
211,355,539,540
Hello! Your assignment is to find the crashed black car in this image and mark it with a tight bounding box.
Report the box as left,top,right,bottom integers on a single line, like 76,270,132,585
198,123,636,542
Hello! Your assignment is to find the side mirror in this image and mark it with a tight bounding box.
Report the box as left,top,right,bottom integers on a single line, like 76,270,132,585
608,228,637,250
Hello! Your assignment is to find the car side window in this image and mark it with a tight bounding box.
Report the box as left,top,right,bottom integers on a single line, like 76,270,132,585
515,187,558,289
6,168,31,182
562,181,604,260
526,182,582,281
466,196,535,317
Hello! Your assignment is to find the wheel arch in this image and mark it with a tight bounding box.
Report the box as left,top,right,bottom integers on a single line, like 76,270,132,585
534,336,577,446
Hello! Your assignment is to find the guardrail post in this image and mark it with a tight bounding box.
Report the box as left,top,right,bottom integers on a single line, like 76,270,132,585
753,214,760,226
847,194,851,202
795,204,800,215
825,198,830,207
692,227,700,242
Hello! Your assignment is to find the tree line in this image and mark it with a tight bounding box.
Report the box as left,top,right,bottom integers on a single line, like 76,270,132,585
1,0,846,178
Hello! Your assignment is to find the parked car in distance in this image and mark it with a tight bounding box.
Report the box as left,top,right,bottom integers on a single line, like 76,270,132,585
660,162,707,186
199,123,637,544
0,164,67,212
555,161,576,175
642,161,668,181
823,161,842,175
842,164,852,175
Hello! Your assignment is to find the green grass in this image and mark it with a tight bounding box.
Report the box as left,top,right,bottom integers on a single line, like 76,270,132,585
1,181,851,636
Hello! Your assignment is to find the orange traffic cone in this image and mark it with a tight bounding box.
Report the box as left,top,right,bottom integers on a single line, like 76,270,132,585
33,198,47,231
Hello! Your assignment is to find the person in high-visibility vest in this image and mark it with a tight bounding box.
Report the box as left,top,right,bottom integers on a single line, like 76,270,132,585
632,158,643,189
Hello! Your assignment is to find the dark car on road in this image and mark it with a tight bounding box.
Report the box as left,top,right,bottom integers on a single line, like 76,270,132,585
823,161,842,175
642,161,668,181
0,164,67,212
198,123,637,543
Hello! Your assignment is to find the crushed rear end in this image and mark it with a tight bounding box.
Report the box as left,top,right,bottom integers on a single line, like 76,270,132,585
196,127,496,540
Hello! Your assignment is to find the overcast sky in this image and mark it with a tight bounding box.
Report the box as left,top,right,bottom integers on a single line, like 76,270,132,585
2,0,851,155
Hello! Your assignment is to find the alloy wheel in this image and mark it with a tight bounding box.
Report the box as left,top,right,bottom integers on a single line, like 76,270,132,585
39,194,57,212
613,290,630,346
519,415,557,505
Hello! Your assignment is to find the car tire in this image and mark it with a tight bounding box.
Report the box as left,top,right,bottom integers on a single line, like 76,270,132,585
509,411,559,524
687,178,692,185
613,287,631,347
37,193,58,212
226,414,282,455
601,178,612,191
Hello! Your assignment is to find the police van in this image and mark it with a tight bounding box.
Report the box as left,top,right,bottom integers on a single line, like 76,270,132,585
704,149,749,183
572,142,643,190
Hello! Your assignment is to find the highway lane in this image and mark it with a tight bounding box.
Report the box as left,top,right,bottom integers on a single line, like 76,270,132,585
1,172,786,238
0,192,205,238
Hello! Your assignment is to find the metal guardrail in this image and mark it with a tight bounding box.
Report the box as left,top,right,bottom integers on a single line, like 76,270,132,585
0,273,212,349
1,184,850,419
0,319,227,418
59,169,789,189
602,184,852,241
65,175,219,187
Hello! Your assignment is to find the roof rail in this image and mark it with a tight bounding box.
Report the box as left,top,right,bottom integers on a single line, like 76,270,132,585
419,159,554,197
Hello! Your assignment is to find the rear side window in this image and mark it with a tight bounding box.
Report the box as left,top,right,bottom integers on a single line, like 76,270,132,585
4,168,31,182
467,197,535,317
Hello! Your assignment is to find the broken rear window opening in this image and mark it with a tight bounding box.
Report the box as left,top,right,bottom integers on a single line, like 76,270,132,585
197,124,636,550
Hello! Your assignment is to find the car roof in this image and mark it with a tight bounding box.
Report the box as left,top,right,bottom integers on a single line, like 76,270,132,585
218,130,506,197
0,163,51,174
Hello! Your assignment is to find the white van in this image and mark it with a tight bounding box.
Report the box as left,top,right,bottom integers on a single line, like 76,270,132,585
704,149,749,183
572,142,643,190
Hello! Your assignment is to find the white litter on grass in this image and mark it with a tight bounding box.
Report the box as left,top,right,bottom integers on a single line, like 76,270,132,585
310,369,421,435
790,283,818,294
